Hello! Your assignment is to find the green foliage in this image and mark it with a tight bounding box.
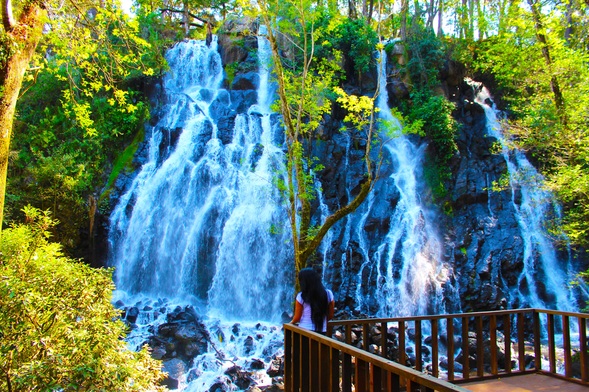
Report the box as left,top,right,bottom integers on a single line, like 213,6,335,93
8,1,161,250
472,1,589,247
408,89,459,164
0,206,165,391
313,14,378,78
406,25,445,89
405,89,458,202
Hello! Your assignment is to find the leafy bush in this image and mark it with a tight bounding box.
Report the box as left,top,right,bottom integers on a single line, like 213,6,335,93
406,25,445,89
407,89,459,202
313,14,378,78
0,206,164,391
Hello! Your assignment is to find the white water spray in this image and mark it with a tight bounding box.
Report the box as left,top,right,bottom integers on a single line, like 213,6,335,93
470,80,576,312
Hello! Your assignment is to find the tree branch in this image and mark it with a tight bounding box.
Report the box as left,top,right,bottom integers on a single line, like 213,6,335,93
159,8,216,27
2,0,15,31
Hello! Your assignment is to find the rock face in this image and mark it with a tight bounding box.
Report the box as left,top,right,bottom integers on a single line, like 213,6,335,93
104,17,587,318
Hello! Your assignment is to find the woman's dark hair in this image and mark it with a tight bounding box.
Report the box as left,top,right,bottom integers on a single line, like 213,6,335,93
299,268,328,332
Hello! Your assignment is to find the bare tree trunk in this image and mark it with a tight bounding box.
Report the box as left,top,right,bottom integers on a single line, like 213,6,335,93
349,0,357,18
183,0,189,37
527,0,566,124
400,0,408,41
437,0,444,36
367,0,374,25
564,0,573,43
426,0,436,28
0,1,47,232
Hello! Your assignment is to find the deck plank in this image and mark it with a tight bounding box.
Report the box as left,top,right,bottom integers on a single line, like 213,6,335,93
461,374,589,392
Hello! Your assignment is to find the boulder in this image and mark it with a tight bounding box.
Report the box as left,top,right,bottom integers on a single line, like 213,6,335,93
162,358,188,389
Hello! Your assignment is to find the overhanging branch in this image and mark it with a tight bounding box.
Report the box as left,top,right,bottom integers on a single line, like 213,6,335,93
2,0,15,31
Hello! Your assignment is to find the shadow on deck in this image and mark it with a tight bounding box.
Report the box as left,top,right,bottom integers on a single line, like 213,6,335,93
283,309,589,391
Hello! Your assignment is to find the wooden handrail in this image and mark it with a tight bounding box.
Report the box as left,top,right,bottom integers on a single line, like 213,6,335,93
323,308,589,387
284,323,472,392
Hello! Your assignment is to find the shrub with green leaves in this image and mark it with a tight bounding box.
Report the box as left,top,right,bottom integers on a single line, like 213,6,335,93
0,206,164,391
313,14,378,79
407,89,459,201
406,25,445,89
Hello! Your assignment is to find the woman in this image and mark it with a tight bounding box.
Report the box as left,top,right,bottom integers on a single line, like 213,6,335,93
290,268,335,334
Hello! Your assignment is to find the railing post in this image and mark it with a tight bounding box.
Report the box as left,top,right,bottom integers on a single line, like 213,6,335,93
415,320,422,372
517,312,525,372
431,319,439,378
389,372,400,392
381,321,388,359
563,315,572,378
372,364,382,392
476,316,483,377
399,320,406,389
363,323,370,352
447,317,455,382
533,311,541,371
580,317,588,382
285,327,292,392
490,315,498,375
342,349,352,392
548,313,556,374
504,314,512,374
462,316,469,379
330,347,339,392
301,335,310,391
320,342,331,391
356,358,368,392
293,331,301,392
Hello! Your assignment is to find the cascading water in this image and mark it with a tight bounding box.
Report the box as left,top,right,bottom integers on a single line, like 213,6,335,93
326,50,457,317
109,35,292,321
470,80,577,312
108,33,291,390
371,51,455,317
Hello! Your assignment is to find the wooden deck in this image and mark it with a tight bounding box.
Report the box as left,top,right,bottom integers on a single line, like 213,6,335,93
461,373,589,391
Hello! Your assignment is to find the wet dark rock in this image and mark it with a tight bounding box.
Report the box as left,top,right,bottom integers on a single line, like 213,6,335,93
217,114,236,144
244,336,255,355
126,306,139,323
232,72,260,90
225,366,254,390
230,90,258,113
162,358,188,389
250,358,265,369
232,323,241,335
267,356,284,377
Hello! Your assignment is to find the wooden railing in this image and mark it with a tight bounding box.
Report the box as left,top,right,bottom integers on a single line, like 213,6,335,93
284,323,472,392
326,308,589,387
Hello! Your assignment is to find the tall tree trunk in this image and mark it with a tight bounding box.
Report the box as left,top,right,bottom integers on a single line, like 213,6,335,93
476,0,485,39
400,0,408,41
437,0,444,37
0,1,47,232
527,0,566,124
426,0,436,29
183,0,189,37
564,0,573,44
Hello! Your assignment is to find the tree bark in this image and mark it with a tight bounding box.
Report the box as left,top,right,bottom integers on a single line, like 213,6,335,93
437,0,443,37
400,0,408,41
527,0,566,124
183,0,189,37
563,0,573,44
0,1,47,231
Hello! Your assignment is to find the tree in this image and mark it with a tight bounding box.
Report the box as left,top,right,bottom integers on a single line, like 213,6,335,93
0,0,157,234
0,206,164,391
253,0,396,290
474,0,589,247
0,0,46,233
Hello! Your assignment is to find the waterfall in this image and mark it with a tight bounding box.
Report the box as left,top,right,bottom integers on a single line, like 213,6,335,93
371,51,452,316
108,35,293,322
470,80,577,312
